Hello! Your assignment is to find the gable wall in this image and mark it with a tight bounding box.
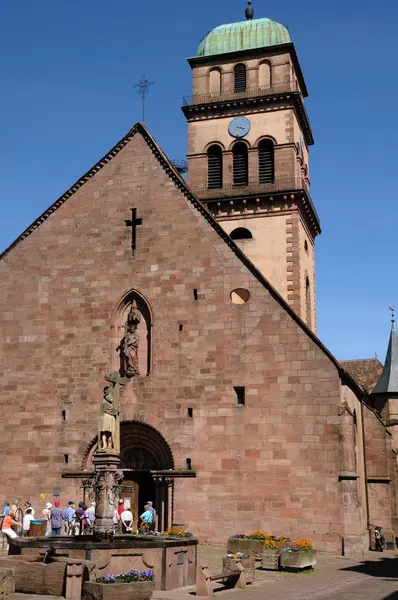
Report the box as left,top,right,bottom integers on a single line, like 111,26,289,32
0,131,356,549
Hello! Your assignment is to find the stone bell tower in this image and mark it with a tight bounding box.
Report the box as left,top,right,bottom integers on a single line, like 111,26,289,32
182,1,320,330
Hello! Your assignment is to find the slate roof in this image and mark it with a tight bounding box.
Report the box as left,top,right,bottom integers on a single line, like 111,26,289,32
0,122,363,398
340,359,384,394
371,324,398,395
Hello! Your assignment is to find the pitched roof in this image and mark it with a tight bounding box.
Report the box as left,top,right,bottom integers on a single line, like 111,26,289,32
371,324,398,396
0,122,363,398
340,359,384,394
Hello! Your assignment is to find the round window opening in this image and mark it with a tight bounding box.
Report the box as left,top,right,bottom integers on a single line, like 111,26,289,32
230,288,250,304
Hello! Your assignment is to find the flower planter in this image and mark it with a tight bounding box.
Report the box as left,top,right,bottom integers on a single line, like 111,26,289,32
261,548,280,570
227,537,264,560
83,581,155,600
222,557,255,584
280,550,317,570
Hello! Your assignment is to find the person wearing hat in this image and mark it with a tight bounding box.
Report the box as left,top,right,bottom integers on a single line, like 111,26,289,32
51,500,63,536
42,502,52,536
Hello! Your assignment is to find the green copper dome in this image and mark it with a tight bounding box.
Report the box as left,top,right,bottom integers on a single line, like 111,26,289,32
197,18,291,57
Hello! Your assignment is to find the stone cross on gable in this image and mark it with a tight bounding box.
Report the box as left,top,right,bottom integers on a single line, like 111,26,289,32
125,208,143,256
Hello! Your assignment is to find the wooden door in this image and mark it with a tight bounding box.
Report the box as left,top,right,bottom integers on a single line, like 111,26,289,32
122,480,139,530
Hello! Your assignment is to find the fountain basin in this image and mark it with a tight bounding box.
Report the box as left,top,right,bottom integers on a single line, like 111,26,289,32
8,535,198,591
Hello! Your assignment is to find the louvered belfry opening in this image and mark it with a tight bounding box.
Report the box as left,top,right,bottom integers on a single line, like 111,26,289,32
234,63,247,93
258,139,275,184
233,142,248,187
207,145,223,189
305,276,311,327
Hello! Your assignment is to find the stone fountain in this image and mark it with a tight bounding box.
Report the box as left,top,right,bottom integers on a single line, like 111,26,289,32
5,371,198,596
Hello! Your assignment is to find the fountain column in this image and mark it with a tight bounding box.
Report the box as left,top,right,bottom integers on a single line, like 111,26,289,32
92,372,126,537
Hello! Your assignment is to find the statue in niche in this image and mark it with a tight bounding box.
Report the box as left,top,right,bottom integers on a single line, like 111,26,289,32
119,301,141,377
98,386,119,453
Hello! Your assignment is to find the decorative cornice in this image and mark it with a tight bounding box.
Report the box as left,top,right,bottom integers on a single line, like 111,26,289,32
201,187,320,239
182,92,314,147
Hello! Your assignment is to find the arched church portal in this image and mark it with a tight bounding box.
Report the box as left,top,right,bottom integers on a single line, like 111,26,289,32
84,421,175,531
120,422,174,531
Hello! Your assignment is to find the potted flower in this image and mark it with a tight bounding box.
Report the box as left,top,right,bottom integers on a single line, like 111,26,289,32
227,530,267,559
223,553,255,584
261,535,291,570
280,539,316,570
164,527,193,538
84,569,155,600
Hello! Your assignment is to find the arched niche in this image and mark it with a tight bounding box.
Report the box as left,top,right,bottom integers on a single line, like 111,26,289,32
259,60,272,88
83,421,174,471
209,67,222,95
120,421,174,470
112,290,153,377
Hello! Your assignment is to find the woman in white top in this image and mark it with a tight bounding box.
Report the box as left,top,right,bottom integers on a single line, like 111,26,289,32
23,509,34,536
42,503,52,536
121,509,133,534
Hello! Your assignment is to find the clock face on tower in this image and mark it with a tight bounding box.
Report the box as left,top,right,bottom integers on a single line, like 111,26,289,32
228,117,251,138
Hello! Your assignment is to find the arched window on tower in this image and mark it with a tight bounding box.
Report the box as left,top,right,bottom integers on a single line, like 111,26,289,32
233,142,248,187
230,227,253,240
258,139,274,184
207,145,223,189
259,61,272,89
234,63,247,93
209,68,222,96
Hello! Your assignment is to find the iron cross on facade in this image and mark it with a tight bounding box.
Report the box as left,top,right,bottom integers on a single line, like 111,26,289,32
125,208,142,255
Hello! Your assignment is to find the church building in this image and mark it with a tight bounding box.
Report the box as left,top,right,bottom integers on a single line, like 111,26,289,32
1,2,398,555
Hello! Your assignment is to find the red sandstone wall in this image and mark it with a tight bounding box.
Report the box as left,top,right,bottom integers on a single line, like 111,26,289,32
0,129,347,549
364,407,394,537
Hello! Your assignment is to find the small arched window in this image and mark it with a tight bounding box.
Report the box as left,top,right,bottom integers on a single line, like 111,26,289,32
230,228,253,240
258,139,274,184
234,63,247,93
207,145,223,189
209,68,222,95
259,61,272,89
233,142,248,187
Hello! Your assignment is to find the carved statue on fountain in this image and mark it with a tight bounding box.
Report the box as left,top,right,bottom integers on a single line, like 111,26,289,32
92,372,126,536
98,386,119,454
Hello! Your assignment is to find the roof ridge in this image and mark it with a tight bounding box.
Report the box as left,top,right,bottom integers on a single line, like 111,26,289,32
341,358,382,363
0,121,362,398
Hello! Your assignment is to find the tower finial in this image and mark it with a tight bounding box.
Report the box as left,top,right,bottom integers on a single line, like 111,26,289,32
389,305,395,331
245,0,254,20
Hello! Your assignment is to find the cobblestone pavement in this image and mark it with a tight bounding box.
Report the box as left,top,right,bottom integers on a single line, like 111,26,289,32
154,547,398,600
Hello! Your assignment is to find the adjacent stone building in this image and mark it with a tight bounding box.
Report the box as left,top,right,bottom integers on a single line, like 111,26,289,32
1,3,397,554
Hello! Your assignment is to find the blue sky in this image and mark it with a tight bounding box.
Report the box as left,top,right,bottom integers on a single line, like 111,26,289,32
1,0,397,362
